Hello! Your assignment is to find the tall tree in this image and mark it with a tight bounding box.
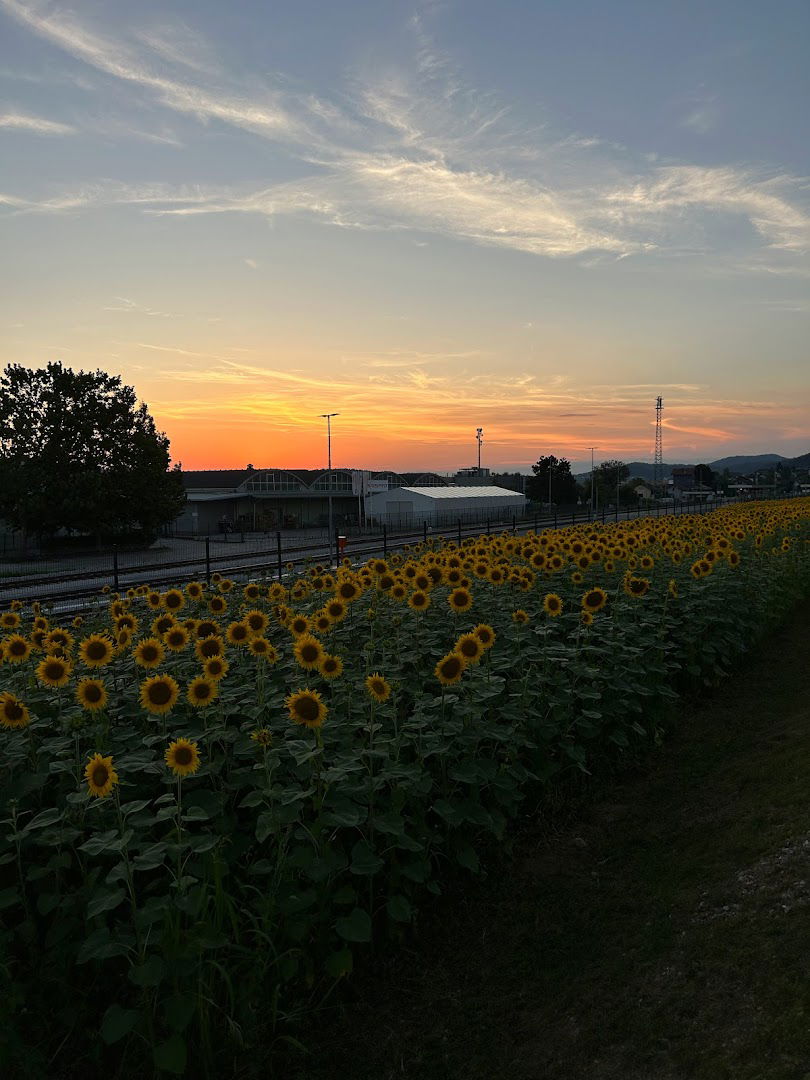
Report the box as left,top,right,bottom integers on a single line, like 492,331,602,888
0,362,186,543
593,459,629,504
525,455,577,504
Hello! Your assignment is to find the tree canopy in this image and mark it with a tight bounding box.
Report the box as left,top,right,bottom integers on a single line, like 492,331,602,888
525,455,578,504
0,362,186,542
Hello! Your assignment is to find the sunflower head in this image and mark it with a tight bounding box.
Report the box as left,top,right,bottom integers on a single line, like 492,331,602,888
162,589,185,613
473,623,496,649
226,621,250,646
3,635,31,664
294,634,325,671
511,609,529,624
195,636,225,662
203,656,230,681
249,637,278,663
365,673,392,702
84,753,119,798
286,688,327,729
165,738,201,777
139,674,180,715
319,654,343,680
408,590,430,612
164,626,190,651
244,610,268,635
456,633,485,663
187,676,218,708
581,587,608,612
0,692,30,729
543,593,563,617
36,655,72,688
448,588,473,613
76,678,108,712
435,652,466,686
250,728,273,747
133,637,165,669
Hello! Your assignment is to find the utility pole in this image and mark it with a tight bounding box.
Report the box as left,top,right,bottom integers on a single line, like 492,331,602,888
653,396,664,498
476,428,484,473
319,412,339,565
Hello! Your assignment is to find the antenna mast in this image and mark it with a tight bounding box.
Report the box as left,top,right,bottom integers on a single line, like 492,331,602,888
476,427,484,472
653,396,664,496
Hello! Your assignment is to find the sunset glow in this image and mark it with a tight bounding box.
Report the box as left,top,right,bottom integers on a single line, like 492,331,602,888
1,0,808,473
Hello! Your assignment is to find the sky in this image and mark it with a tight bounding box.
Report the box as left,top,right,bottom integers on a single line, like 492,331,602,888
1,0,808,475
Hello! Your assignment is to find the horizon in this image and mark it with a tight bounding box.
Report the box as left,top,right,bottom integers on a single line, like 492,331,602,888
2,1,808,471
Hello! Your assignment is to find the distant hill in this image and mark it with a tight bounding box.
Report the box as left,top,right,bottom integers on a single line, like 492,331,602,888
575,451,806,483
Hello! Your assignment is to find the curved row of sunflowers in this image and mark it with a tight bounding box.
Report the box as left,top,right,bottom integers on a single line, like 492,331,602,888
1,498,809,1075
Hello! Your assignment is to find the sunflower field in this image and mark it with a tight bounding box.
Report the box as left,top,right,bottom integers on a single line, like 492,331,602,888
2,499,809,1076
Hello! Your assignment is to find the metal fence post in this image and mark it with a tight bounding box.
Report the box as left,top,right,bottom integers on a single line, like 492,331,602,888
205,536,211,582
276,532,282,581
486,520,491,536
383,524,388,557
335,527,340,566
112,545,119,592
423,521,427,545
457,519,462,546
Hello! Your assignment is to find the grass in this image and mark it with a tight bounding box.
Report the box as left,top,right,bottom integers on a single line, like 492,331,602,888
291,603,810,1080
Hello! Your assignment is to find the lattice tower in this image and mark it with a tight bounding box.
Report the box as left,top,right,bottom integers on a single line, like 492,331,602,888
653,396,664,494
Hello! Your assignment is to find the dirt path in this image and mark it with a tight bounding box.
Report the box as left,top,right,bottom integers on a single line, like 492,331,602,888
295,606,810,1080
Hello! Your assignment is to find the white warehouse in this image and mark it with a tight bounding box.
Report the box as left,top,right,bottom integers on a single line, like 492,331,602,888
365,486,526,528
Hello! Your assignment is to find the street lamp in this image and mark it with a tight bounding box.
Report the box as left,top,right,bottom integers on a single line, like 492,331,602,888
476,428,484,473
319,412,339,565
587,447,598,515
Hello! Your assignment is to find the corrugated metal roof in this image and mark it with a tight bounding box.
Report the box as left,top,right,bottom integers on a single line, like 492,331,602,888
396,486,524,500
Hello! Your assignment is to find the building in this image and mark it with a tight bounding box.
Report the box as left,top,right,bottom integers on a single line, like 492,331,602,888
176,467,450,534
364,485,526,528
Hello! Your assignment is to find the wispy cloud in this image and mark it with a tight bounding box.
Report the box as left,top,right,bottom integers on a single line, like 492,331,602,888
1,0,808,268
0,110,75,134
104,297,183,318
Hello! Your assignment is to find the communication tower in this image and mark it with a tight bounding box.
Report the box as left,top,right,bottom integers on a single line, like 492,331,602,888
653,396,664,496
476,427,484,472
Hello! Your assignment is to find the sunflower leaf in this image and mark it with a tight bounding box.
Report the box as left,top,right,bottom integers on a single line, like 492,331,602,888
101,1004,140,1045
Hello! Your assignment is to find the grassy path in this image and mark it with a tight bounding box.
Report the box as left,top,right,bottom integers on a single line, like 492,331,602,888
296,605,810,1080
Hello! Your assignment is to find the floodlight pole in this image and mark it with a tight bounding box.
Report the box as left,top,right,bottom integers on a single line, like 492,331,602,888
320,412,339,565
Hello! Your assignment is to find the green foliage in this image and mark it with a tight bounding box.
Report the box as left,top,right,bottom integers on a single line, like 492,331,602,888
526,455,578,504
0,500,809,1076
0,362,185,542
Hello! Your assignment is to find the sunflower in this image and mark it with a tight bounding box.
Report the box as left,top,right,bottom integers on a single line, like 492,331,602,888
448,588,473,614
72,616,83,629
164,626,190,652
319,654,343,679
472,624,496,650
195,636,225,662
44,628,74,653
0,692,30,729
36,655,72,687
133,637,166,669
543,593,563,617
151,614,176,639
581,587,608,613
165,738,201,777
365,672,392,702
243,583,262,602
209,595,228,615
116,629,132,653
581,610,594,627
162,589,185,613
289,614,310,637
185,581,205,600
244,609,269,635
435,652,466,686
728,551,741,568
325,599,347,623
187,676,218,708
226,621,250,646
3,635,31,664
312,613,332,633
337,579,360,602
408,590,430,612
84,753,119,798
114,614,138,634
146,591,163,611
203,656,230,681
76,678,108,712
250,728,273,747
571,572,584,585
286,688,327,728
195,619,220,639
640,555,655,570
625,576,651,597
455,633,484,664
249,637,278,662
0,611,20,629
218,579,234,593
668,579,679,599
511,609,529,624
294,634,325,671
139,674,180,715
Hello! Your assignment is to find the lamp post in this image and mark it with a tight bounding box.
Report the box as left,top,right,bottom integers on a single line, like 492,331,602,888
587,447,598,514
476,428,483,473
319,412,339,565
